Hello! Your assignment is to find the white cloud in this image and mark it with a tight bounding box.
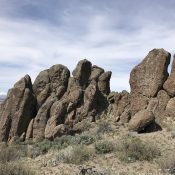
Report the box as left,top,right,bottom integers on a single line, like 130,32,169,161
0,0,175,94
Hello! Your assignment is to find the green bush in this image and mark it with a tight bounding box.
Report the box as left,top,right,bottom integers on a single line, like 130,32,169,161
116,137,161,163
28,139,53,158
78,133,96,145
56,145,94,165
54,135,78,148
54,133,96,147
95,141,114,154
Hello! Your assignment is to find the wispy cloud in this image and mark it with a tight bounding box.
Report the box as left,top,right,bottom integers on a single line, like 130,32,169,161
0,0,175,93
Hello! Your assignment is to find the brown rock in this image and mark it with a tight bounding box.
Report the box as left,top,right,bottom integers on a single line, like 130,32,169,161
115,91,130,117
82,81,98,117
33,64,70,108
152,90,170,125
72,59,92,88
89,65,104,81
166,98,175,117
130,49,170,115
120,108,130,123
45,100,68,139
32,96,55,141
33,70,50,108
46,124,66,139
0,75,36,142
26,119,34,140
128,109,155,132
98,71,112,95
67,86,83,111
49,64,70,97
107,92,116,103
164,55,175,96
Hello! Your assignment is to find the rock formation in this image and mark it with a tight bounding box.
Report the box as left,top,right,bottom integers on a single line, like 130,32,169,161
164,55,175,96
1,48,175,143
129,49,170,116
0,75,36,142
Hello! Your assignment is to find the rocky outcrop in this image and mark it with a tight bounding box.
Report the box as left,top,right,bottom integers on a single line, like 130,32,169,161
27,59,112,141
0,75,36,142
33,64,70,108
2,48,175,143
128,109,155,132
129,49,170,116
107,90,130,123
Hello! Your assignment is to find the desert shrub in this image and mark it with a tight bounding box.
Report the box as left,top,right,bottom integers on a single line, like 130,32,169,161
54,135,78,148
56,145,94,165
28,139,53,158
54,133,96,148
116,137,161,163
35,139,53,153
159,155,175,174
0,162,35,175
95,141,114,154
78,133,96,145
0,147,22,163
27,133,97,158
97,121,112,134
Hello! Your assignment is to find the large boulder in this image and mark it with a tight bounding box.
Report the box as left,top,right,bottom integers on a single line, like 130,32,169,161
44,100,68,139
98,71,112,95
33,70,50,108
129,49,170,116
89,65,104,81
128,109,155,132
33,64,70,108
72,59,92,89
0,75,36,142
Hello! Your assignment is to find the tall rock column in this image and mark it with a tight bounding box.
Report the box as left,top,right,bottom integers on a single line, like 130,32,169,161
0,75,36,142
32,64,70,141
129,49,171,116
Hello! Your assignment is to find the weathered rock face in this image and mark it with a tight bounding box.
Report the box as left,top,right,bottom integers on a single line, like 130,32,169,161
149,90,170,126
72,59,92,89
31,59,112,140
128,109,155,132
98,71,111,95
33,64,70,108
0,75,36,142
129,49,170,116
2,48,175,143
32,96,56,141
107,90,130,123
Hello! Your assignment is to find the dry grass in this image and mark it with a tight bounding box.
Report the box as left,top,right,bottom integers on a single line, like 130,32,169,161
56,145,94,165
116,136,161,163
95,140,114,154
159,154,175,174
0,162,35,175
0,146,35,175
97,121,113,134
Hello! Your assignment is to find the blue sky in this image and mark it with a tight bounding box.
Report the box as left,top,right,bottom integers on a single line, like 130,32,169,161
0,0,175,94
